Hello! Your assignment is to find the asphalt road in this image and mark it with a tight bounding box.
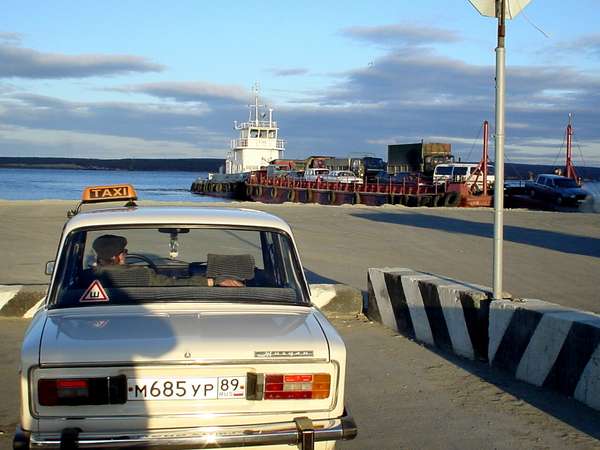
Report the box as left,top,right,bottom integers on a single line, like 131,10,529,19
1,200,599,448
1,200,599,313
1,317,598,450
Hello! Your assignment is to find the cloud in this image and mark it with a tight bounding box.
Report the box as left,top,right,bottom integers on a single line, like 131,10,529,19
0,92,234,150
0,32,22,44
553,33,600,59
112,81,248,105
341,23,461,47
0,124,225,158
0,42,599,166
269,68,309,77
0,43,164,79
271,45,600,165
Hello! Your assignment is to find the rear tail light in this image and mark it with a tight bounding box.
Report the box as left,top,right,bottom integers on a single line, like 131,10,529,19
264,373,330,400
38,375,126,406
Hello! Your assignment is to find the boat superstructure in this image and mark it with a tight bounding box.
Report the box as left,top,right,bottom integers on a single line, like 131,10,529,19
226,84,286,174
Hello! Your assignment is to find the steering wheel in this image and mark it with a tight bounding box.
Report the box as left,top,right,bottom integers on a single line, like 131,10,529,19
125,253,158,271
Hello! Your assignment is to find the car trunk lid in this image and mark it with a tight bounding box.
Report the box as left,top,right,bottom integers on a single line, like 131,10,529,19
40,304,329,365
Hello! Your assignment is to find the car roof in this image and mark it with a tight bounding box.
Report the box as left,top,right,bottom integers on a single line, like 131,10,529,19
64,206,293,235
539,174,570,179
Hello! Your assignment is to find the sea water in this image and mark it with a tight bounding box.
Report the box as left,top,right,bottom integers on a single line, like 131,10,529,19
0,168,598,211
0,168,228,202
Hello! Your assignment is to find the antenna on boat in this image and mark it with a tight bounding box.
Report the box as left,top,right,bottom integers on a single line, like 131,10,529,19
248,82,265,125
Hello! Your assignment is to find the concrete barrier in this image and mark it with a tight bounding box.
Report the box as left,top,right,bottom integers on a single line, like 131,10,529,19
310,283,363,318
367,268,492,360
0,285,46,317
489,299,600,411
367,267,600,412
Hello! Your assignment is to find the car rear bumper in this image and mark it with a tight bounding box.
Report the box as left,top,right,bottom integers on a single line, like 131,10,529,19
16,409,357,449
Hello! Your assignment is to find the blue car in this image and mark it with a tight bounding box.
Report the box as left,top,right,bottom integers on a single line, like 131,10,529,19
526,174,588,205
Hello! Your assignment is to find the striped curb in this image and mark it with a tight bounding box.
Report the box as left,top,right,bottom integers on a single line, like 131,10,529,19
0,285,22,311
310,284,363,318
366,268,492,360
0,285,47,317
367,267,600,412
490,299,600,412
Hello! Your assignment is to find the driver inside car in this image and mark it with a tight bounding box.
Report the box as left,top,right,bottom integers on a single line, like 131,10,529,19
92,234,244,287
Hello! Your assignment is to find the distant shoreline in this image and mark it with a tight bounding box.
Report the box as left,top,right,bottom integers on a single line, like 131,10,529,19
1,157,599,180
0,157,224,172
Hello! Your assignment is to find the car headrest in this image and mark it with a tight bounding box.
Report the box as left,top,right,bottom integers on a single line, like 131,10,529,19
206,254,255,281
93,266,152,287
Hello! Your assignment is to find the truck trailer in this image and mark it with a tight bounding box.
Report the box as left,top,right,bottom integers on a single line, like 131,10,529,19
387,142,453,175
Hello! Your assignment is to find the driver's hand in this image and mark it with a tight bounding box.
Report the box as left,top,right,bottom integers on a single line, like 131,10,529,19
216,278,245,287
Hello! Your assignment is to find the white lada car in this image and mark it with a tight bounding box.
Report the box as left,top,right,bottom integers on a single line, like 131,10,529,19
14,185,356,450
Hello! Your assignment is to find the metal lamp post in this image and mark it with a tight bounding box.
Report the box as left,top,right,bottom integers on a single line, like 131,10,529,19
468,0,532,300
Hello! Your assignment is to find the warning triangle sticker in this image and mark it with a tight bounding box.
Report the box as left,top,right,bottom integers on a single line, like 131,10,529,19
80,280,109,302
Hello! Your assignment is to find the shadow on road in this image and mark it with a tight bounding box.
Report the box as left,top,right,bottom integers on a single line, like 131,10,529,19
427,344,600,441
351,211,600,258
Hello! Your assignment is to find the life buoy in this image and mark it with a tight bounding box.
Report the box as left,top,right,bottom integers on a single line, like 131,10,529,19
443,191,461,207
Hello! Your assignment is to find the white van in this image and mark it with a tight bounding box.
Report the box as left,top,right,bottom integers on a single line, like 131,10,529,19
304,168,330,182
433,163,495,189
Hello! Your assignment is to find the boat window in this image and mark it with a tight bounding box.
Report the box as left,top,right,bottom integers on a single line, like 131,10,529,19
268,130,276,138
259,130,268,138
250,129,259,138
435,166,453,176
50,226,308,308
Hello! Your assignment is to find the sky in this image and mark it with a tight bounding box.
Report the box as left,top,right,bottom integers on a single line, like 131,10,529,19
0,0,599,167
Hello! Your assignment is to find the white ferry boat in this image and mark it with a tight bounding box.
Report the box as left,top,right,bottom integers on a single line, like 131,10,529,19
191,85,286,198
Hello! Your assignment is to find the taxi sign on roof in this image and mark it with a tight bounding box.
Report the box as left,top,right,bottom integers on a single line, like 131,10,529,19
82,184,137,203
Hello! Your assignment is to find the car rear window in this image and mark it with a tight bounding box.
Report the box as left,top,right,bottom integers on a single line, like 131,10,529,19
50,226,309,308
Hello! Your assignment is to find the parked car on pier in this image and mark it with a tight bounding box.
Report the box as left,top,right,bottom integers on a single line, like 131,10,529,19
322,170,363,184
304,168,330,182
433,163,495,191
525,174,588,205
13,184,357,450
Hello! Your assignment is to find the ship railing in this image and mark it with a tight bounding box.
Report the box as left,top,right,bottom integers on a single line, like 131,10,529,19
231,138,286,150
235,120,278,129
247,175,442,196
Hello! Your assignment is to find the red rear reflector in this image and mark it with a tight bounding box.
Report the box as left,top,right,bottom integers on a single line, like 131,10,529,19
57,379,88,390
263,373,330,400
284,374,313,383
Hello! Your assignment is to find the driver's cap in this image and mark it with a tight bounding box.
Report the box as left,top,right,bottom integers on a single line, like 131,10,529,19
93,234,127,260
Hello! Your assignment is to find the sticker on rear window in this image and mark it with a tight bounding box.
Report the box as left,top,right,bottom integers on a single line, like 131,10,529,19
80,280,109,302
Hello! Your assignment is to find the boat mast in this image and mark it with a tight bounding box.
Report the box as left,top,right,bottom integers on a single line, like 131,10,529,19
565,114,578,181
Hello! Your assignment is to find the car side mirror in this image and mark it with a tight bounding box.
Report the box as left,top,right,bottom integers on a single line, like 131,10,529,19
45,261,55,276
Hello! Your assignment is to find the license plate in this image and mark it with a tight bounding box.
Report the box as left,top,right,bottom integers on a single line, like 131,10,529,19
127,376,246,401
